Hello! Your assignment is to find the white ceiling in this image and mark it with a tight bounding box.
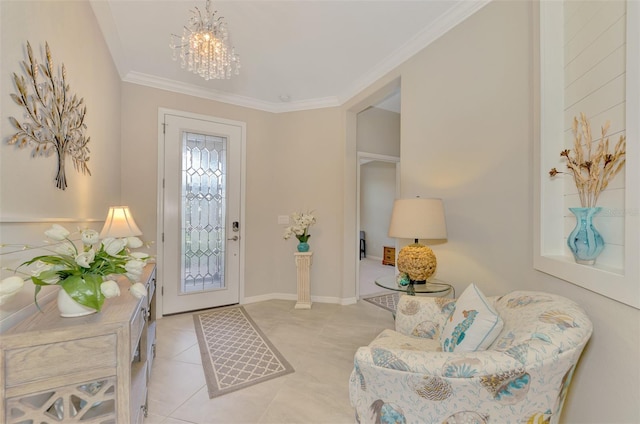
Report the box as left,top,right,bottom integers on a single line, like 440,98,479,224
90,0,489,113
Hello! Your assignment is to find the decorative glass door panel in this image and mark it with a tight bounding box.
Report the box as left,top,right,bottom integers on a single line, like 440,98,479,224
182,132,226,294
162,112,242,315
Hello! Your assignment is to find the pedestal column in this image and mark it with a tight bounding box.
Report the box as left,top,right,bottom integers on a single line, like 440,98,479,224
294,252,313,309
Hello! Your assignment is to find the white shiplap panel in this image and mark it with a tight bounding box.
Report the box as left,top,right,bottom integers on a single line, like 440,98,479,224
588,101,626,135
565,0,626,66
564,1,604,43
594,216,625,246
565,45,625,108
595,187,627,213
565,18,626,86
537,0,638,309
564,74,625,130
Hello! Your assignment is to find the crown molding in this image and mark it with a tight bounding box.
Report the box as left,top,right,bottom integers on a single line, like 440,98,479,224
275,97,342,113
123,72,340,113
124,71,278,112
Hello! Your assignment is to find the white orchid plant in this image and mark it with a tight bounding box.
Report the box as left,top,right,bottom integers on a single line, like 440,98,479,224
0,224,150,312
283,211,316,243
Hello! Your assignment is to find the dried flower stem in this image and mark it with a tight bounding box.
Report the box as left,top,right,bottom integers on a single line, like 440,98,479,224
549,112,626,208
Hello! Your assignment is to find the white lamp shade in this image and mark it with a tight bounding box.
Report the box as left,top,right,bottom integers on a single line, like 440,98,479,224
100,206,142,238
388,198,447,240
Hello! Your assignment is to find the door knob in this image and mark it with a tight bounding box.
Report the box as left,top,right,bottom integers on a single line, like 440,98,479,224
227,235,239,241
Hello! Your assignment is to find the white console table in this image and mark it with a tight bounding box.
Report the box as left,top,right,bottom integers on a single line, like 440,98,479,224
294,252,313,309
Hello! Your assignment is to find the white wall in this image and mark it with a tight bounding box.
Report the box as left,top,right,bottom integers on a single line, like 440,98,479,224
0,1,122,326
360,161,396,260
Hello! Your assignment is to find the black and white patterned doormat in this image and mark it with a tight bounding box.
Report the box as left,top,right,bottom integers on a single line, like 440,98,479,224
193,305,294,398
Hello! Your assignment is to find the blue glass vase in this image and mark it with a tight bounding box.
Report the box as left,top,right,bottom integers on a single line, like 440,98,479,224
297,242,310,252
567,207,604,265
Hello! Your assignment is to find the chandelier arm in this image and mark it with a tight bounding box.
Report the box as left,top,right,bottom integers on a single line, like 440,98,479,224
195,7,204,24
169,0,240,80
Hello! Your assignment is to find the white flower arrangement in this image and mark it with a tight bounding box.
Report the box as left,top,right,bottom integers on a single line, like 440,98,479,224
0,224,151,311
283,211,316,243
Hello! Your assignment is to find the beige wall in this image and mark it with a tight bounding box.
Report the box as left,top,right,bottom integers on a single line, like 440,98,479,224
400,0,533,288
2,0,639,421
271,108,344,298
120,84,345,302
0,1,121,219
0,1,122,324
356,106,401,156
351,1,638,422
343,1,638,422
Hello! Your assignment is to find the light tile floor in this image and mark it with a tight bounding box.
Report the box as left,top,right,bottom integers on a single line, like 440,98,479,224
146,299,395,423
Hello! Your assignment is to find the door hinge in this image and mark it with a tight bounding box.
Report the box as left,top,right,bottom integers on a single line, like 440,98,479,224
162,178,165,189
162,232,164,242
161,286,164,296
162,122,167,134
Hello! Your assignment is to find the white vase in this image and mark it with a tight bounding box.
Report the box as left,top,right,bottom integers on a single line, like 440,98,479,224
57,288,97,318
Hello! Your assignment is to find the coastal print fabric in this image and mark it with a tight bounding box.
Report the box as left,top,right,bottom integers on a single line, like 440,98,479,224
369,328,441,352
394,294,454,340
349,291,592,424
440,284,504,352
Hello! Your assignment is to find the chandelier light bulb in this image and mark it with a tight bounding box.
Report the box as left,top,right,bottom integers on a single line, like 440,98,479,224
170,0,240,80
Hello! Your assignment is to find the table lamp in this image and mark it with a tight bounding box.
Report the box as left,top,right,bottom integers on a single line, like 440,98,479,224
388,198,447,284
100,206,142,238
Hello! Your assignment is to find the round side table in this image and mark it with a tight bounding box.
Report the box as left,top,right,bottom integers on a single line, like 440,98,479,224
375,275,453,297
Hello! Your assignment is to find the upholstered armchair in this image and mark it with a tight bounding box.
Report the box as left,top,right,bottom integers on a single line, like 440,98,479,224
349,289,592,423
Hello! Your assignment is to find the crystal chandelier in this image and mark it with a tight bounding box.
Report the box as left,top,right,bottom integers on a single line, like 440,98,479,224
170,0,240,80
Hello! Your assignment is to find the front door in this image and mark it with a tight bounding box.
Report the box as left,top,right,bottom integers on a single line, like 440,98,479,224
161,111,243,314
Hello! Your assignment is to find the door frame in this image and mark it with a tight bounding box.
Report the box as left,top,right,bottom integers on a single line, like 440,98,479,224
356,152,400,300
156,108,246,317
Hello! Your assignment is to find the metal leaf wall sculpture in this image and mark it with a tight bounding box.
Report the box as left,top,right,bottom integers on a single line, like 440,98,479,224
7,41,91,190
